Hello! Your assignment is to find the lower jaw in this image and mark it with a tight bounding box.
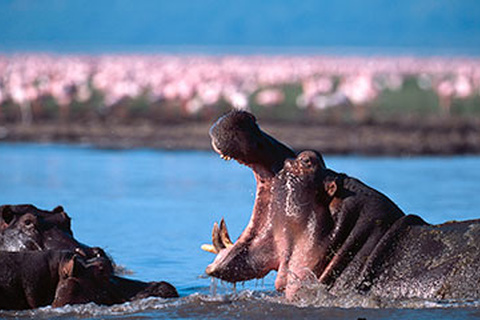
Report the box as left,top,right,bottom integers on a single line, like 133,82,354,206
207,259,275,284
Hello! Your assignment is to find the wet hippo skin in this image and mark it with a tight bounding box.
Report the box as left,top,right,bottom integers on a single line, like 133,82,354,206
0,250,96,310
0,204,179,310
0,250,178,310
202,111,480,301
0,204,94,254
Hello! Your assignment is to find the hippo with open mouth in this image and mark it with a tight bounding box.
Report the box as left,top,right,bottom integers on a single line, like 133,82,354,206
202,111,480,301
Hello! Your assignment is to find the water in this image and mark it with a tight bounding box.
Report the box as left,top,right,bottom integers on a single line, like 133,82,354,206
0,143,480,319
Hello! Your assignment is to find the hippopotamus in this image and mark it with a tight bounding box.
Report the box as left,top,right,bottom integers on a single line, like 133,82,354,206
0,249,105,309
0,250,178,310
0,204,179,309
0,204,93,254
53,253,179,308
202,110,480,301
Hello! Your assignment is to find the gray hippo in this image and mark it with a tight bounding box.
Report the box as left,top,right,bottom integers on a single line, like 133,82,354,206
202,111,480,301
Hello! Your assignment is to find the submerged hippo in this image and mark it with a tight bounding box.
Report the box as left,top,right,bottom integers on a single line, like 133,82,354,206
202,111,480,301
53,252,179,307
0,204,93,253
0,204,179,309
0,249,108,309
0,250,178,310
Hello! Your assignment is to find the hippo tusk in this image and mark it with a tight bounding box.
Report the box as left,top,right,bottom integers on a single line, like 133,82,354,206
201,218,234,254
219,218,233,248
212,221,226,253
201,244,218,254
201,222,222,254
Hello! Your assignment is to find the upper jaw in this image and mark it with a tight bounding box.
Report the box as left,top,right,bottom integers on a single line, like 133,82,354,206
206,112,296,283
210,133,295,180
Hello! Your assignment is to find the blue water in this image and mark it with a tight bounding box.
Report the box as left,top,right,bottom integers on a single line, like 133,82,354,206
0,143,480,319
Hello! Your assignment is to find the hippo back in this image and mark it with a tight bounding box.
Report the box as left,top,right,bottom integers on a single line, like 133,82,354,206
368,219,480,300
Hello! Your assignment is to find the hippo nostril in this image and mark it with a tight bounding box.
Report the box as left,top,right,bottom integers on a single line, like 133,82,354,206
302,159,311,167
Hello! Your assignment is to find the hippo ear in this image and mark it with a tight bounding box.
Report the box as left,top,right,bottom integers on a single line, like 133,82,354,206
325,180,337,197
313,150,326,169
53,206,65,214
1,206,14,226
53,206,72,234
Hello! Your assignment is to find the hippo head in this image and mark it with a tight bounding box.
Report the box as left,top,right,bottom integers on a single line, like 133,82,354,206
53,250,118,307
0,205,71,233
53,247,179,307
0,204,91,253
209,110,296,179
204,111,332,298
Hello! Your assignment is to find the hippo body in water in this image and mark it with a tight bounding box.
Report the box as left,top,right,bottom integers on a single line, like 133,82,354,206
0,250,178,310
0,204,179,309
203,111,480,301
0,250,113,310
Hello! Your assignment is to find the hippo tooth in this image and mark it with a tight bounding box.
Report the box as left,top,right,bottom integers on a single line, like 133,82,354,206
219,218,233,247
220,154,232,161
201,244,218,254
212,222,226,252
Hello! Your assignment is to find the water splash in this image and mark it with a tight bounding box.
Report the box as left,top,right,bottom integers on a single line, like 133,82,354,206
0,290,479,319
0,269,478,319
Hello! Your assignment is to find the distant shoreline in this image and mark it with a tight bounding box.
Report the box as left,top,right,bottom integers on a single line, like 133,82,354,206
2,119,480,156
2,45,480,57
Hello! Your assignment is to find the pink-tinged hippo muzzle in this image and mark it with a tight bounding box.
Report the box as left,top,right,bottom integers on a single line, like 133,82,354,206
203,111,333,299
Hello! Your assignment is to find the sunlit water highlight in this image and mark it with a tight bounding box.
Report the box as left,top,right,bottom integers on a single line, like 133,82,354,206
1,143,480,319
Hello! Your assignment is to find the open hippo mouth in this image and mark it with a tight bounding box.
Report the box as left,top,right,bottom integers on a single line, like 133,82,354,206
208,111,295,181
203,111,299,284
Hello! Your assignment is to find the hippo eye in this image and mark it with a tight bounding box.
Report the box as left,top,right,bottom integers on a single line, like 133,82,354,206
24,219,33,226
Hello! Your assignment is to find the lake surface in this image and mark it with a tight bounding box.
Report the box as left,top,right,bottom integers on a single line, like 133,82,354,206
0,143,479,319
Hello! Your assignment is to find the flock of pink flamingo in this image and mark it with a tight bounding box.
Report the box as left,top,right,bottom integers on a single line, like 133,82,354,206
1,54,479,122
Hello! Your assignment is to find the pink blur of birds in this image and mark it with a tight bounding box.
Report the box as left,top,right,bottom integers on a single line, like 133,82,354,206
1,54,479,123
